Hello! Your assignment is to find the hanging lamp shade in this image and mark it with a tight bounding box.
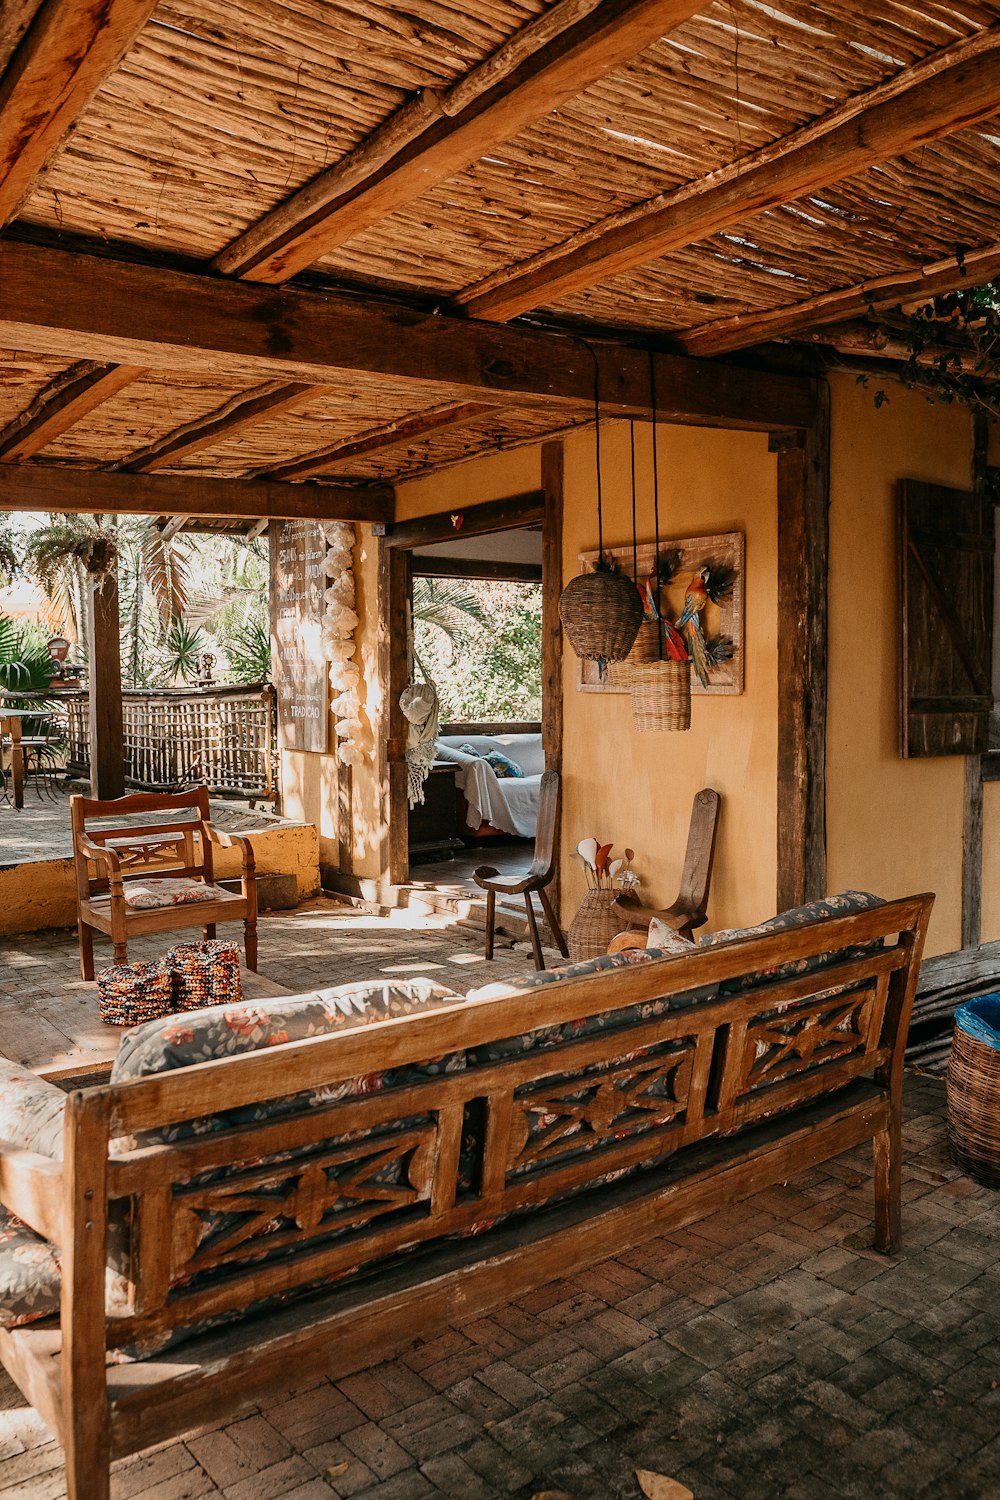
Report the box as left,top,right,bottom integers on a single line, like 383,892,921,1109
559,568,644,663
631,657,691,732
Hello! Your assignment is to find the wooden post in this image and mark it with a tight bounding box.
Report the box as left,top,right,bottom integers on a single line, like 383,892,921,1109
962,409,991,951
774,381,829,911
86,570,125,799
541,440,564,921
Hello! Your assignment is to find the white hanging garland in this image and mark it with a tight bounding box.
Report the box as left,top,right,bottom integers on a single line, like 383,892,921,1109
320,521,368,768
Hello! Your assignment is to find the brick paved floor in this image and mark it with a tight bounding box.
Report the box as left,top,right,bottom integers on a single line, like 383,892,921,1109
0,1074,996,1499
0,909,998,1497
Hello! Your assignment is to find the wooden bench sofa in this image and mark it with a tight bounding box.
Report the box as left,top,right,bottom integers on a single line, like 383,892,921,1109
0,890,932,1498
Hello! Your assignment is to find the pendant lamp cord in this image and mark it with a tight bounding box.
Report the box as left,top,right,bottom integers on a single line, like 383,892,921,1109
648,350,662,659
592,347,604,562
629,420,638,592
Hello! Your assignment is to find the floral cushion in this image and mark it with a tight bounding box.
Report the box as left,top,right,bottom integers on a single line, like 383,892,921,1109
0,1058,66,1160
466,946,715,1063
0,1207,61,1329
699,891,886,995
90,878,227,911
646,919,694,953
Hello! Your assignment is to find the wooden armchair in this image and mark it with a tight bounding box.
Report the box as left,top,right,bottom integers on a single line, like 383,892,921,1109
611,787,721,948
71,788,258,980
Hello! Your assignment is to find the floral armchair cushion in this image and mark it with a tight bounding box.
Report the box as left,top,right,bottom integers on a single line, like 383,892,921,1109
699,891,886,995
0,1208,62,1329
0,1057,66,1160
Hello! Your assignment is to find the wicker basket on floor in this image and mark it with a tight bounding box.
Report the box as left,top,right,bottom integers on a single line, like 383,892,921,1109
98,959,173,1028
168,940,243,1012
568,889,621,963
946,995,1000,1185
631,658,692,732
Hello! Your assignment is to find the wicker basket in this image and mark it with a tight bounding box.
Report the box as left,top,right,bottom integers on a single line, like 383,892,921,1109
559,571,643,663
568,889,621,963
97,959,173,1028
168,940,243,1012
631,658,692,732
947,996,1000,1185
607,620,661,688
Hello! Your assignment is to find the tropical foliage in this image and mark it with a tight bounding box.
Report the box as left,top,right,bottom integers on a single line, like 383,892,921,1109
860,274,1000,419
0,614,54,696
413,577,542,722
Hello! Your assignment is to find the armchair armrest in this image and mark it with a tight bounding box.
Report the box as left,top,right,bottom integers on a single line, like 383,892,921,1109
202,824,256,872
0,1145,64,1245
75,835,123,876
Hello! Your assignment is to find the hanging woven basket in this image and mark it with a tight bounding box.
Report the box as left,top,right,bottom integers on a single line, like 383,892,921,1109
559,570,643,663
607,620,661,689
631,658,692,732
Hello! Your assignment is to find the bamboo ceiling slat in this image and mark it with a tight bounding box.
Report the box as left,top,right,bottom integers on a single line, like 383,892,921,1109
324,405,591,480
19,0,553,258
38,373,255,466
317,0,1000,297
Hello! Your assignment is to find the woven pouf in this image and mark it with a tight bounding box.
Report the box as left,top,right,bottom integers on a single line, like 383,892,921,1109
946,994,1000,1186
168,940,243,1012
98,960,173,1028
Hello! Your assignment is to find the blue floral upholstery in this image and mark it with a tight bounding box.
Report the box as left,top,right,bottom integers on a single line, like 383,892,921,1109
699,891,886,995
466,946,716,1064
0,1058,66,1160
0,1208,61,1328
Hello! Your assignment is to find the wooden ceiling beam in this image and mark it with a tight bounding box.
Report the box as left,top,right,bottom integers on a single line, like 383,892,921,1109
214,0,705,284
260,401,498,481
679,242,1000,358
0,360,144,462
0,462,394,524
114,380,328,472
157,515,189,541
0,0,161,227
459,27,1000,321
0,241,817,432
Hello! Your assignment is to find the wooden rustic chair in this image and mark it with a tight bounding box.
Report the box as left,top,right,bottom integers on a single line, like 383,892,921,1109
473,768,569,970
611,786,721,946
71,788,258,980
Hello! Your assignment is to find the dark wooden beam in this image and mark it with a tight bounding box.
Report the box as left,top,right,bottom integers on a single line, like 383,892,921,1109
410,556,542,582
0,361,143,462
86,568,124,799
962,410,992,952
115,381,326,473
681,241,1000,359
261,401,496,482
0,462,394,524
460,28,1000,321
774,388,829,911
0,0,160,226
386,491,545,550
0,242,818,433
214,0,705,284
541,440,564,920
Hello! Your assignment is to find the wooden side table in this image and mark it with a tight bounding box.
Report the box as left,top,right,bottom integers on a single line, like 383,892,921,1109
409,762,464,865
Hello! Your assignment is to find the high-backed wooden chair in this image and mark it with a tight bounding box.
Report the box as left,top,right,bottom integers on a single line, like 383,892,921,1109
473,769,569,970
71,788,257,979
611,787,721,946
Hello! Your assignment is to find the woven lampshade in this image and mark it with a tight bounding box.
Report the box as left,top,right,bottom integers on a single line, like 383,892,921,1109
631,658,692,732
559,570,643,663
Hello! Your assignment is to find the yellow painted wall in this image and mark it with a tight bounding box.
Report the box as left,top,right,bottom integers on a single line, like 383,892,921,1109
826,375,973,958
395,448,541,520
560,421,777,933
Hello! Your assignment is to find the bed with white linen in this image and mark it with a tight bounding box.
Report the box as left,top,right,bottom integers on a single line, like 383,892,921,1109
434,732,543,838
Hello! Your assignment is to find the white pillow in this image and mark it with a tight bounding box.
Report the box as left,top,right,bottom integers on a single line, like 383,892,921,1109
647,917,695,954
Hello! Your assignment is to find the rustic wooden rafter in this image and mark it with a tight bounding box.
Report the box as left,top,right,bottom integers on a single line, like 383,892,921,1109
458,27,1000,321
0,360,144,462
0,242,818,432
0,460,394,524
260,401,498,481
0,0,161,227
114,381,329,472
214,0,705,284
681,241,1000,358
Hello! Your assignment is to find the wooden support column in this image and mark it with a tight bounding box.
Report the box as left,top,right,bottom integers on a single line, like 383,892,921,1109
774,383,830,911
963,409,991,950
86,571,124,799
378,544,412,894
541,440,564,920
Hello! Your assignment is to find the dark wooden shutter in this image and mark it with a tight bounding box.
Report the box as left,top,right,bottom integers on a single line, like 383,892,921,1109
900,479,995,758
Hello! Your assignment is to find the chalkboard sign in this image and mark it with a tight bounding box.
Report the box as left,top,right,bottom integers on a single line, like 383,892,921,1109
270,519,329,753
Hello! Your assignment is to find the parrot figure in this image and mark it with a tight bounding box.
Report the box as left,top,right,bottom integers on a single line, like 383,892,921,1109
676,567,712,687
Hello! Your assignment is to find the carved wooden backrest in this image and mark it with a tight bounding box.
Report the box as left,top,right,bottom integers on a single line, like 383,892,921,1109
80,894,932,1357
70,788,214,897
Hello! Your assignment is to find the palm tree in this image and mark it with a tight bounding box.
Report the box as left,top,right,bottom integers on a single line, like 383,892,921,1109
0,521,18,587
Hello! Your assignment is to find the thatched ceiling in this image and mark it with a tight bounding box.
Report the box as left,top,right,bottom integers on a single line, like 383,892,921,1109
0,0,997,515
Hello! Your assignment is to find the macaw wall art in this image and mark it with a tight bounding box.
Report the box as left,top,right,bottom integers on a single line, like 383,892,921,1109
576,532,744,696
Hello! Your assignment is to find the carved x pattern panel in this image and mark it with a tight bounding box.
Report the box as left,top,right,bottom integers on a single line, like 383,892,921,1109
98,834,190,873
171,1126,437,1276
741,991,874,1091
508,1044,694,1175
